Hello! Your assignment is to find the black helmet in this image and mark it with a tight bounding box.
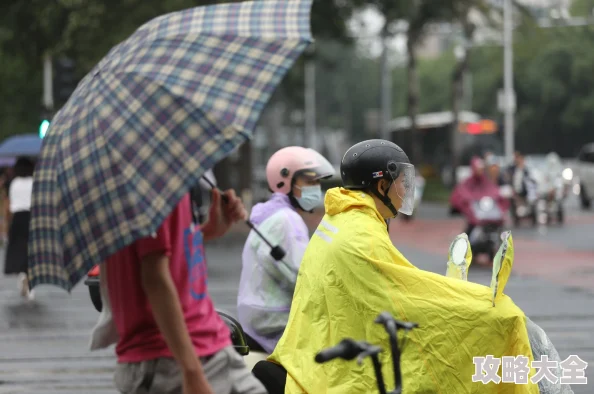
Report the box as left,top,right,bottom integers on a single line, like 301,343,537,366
341,139,415,217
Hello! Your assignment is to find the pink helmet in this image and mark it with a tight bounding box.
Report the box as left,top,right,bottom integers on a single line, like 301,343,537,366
266,146,335,194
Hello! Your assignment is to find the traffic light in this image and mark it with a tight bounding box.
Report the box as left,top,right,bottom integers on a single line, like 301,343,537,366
39,119,50,138
39,107,54,138
53,56,78,105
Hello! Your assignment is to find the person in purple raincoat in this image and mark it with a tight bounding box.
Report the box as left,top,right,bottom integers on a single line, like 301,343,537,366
237,147,335,353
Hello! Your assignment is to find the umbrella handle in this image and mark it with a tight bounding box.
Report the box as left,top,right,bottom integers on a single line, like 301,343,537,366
200,176,287,261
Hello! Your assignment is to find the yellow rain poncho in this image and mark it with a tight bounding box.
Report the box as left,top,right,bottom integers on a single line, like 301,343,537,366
269,188,538,394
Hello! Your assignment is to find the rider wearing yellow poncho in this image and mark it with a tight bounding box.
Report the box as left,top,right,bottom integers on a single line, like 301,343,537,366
268,140,538,393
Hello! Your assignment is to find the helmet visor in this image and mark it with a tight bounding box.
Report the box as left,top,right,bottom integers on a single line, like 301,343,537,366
387,161,416,216
299,149,336,180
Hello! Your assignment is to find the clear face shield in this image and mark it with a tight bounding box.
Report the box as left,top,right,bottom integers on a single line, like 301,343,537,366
299,149,336,180
386,161,416,216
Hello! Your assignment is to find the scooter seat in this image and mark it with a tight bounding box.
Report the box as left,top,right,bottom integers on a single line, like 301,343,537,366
252,360,287,394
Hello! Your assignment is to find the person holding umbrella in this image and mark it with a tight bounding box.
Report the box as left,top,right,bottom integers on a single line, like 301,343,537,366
26,1,314,393
3,157,35,300
105,185,264,394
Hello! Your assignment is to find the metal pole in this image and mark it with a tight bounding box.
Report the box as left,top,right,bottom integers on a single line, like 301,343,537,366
380,32,392,141
304,56,316,148
43,52,54,111
503,0,515,160
466,73,473,111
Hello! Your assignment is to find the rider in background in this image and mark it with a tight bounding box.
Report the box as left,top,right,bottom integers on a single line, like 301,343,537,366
237,146,334,353
450,156,502,234
484,154,506,186
508,151,537,201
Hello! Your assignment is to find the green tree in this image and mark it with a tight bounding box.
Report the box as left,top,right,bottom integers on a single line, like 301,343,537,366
0,0,366,137
570,0,594,17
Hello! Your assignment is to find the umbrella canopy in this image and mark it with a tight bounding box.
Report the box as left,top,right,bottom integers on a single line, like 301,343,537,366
0,157,16,168
28,0,313,291
0,134,42,158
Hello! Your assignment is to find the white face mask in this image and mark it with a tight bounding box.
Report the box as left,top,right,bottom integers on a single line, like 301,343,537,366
295,185,323,211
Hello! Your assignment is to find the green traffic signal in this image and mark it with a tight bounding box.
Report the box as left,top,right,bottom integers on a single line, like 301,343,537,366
39,119,50,138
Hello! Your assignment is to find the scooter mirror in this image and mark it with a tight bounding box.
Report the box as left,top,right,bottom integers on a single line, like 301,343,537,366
450,238,468,266
446,233,472,281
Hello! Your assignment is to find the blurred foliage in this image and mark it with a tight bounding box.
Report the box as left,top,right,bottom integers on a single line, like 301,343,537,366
0,0,363,139
410,24,594,157
571,0,594,17
315,21,594,158
0,0,593,158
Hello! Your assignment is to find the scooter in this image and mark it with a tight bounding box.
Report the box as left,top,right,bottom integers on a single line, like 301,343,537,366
468,197,505,264
509,178,540,227
85,238,570,394
534,178,565,226
464,191,508,265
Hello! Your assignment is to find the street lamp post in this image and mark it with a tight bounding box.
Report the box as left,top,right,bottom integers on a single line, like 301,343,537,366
503,0,515,161
380,31,392,141
304,44,316,149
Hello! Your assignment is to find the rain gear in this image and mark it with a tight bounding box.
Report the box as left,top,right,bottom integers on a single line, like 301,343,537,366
237,193,310,353
269,187,538,393
450,159,509,224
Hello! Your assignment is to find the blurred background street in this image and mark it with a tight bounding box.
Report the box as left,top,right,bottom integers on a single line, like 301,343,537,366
1,195,593,393
2,0,594,392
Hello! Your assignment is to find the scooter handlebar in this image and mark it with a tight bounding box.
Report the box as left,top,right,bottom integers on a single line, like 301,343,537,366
315,339,368,363
375,311,419,334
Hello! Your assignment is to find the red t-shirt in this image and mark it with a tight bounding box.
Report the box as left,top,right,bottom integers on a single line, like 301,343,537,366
105,194,231,363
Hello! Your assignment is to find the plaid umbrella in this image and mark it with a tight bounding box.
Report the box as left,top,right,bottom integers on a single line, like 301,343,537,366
28,0,313,291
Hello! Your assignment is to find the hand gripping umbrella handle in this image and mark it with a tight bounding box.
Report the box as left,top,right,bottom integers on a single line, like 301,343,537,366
200,176,286,261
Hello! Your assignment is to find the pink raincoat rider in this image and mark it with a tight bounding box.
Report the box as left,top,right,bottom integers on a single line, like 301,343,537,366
450,157,509,228
237,147,334,353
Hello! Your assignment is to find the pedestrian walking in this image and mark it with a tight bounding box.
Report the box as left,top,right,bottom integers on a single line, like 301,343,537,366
3,157,34,300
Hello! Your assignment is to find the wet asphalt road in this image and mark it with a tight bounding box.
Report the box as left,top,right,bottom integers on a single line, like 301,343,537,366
0,197,592,393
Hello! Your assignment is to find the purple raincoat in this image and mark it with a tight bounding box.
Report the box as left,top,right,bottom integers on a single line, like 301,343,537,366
237,193,310,353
